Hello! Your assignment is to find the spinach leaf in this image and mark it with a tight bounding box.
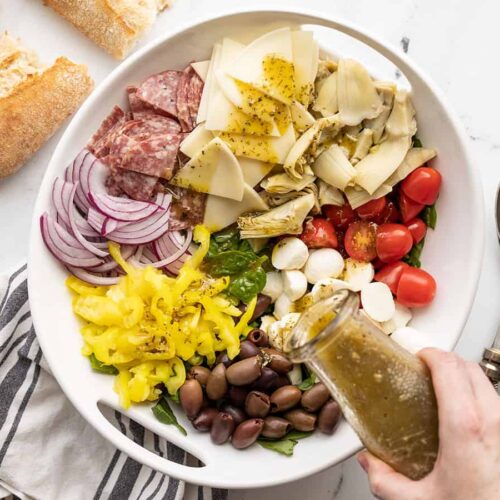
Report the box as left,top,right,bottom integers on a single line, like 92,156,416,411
421,204,437,230
412,136,423,148
89,354,118,375
205,251,258,276
297,374,316,391
207,226,240,257
403,239,425,268
228,267,267,303
152,396,187,436
169,391,180,405
257,431,313,456
285,430,313,441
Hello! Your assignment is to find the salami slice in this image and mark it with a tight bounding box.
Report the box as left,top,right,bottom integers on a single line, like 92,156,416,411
127,86,156,118
87,106,126,157
167,185,207,230
137,70,183,118
107,168,159,201
176,66,195,132
187,69,204,126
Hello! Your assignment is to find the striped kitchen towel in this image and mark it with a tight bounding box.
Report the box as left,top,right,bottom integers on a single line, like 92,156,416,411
0,264,227,500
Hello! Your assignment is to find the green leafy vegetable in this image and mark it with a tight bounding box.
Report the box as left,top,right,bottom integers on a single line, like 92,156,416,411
257,431,313,456
89,354,118,375
152,396,187,436
403,239,425,268
412,136,423,148
169,391,180,405
297,374,316,391
204,227,268,303
421,204,437,230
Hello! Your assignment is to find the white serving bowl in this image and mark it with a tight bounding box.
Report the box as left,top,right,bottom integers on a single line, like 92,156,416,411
28,6,484,489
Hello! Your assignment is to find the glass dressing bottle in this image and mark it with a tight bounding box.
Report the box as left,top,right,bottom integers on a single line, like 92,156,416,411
287,290,439,480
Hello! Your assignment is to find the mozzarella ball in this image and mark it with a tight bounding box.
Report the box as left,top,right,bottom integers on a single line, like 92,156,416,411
262,271,283,302
272,237,309,270
311,278,352,303
303,248,344,284
343,258,374,291
391,327,434,354
380,302,413,335
282,270,308,301
361,282,395,322
274,293,294,320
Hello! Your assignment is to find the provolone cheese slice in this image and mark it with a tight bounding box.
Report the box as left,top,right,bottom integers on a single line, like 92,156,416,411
239,157,274,187
180,124,213,157
291,31,318,106
171,137,244,201
203,183,268,231
191,60,210,82
197,44,221,124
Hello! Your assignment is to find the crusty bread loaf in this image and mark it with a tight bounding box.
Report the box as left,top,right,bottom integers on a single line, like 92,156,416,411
43,0,169,59
0,54,93,178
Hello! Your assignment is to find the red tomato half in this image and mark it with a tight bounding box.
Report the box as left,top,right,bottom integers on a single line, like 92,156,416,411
397,267,437,307
405,218,427,244
374,261,409,294
399,192,425,223
376,223,413,263
401,167,442,205
356,197,387,220
344,221,377,262
300,218,338,249
324,203,358,231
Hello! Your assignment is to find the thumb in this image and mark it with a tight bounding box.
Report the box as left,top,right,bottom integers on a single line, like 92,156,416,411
357,451,419,500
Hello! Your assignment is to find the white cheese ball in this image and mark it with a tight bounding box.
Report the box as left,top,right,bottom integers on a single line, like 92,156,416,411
343,258,375,292
272,237,309,270
303,248,344,284
274,293,294,320
381,302,413,335
361,282,395,322
282,270,308,301
391,327,434,354
311,278,352,303
262,271,283,302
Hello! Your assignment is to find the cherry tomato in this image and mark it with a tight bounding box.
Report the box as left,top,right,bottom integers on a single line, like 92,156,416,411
401,167,442,205
376,223,413,263
335,230,349,259
397,267,437,307
344,221,377,262
405,218,427,244
399,192,425,223
356,197,387,220
300,218,338,249
374,261,409,294
324,203,358,230
373,200,401,224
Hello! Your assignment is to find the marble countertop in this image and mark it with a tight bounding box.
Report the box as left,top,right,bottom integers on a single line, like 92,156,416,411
1,0,500,498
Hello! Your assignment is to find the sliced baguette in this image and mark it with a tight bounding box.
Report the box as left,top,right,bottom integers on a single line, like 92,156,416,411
0,56,93,178
44,0,169,59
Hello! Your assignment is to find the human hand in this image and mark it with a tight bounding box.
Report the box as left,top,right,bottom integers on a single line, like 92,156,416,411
357,348,500,500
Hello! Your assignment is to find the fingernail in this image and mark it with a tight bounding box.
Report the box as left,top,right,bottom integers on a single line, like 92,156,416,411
357,452,369,473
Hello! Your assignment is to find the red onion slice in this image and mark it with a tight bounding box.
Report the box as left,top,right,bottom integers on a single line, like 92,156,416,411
91,245,136,273
88,192,164,222
149,230,192,268
67,267,120,285
87,207,124,236
69,150,93,213
40,213,103,268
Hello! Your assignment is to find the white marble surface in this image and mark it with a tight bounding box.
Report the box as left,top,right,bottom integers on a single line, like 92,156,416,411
1,0,500,498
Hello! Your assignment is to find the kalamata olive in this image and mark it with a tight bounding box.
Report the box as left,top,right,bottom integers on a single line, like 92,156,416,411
270,385,302,413
192,408,219,431
284,409,317,432
262,416,292,438
238,294,272,323
216,351,232,367
276,375,290,388
222,404,246,425
187,366,211,387
228,386,248,409
245,391,271,418
210,412,235,445
238,340,260,359
179,379,203,419
301,383,330,412
231,419,264,449
226,356,262,386
318,400,341,434
261,348,293,374
247,328,269,347
206,363,228,401
251,366,279,392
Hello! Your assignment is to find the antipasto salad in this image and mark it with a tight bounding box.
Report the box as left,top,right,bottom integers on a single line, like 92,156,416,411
40,27,441,455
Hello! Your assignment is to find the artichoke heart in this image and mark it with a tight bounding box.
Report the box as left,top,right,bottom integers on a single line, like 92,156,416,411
260,183,320,213
313,71,338,117
386,147,437,187
337,59,384,126
318,180,344,207
238,193,315,238
352,128,374,164
313,143,357,191
385,89,416,138
261,172,316,194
